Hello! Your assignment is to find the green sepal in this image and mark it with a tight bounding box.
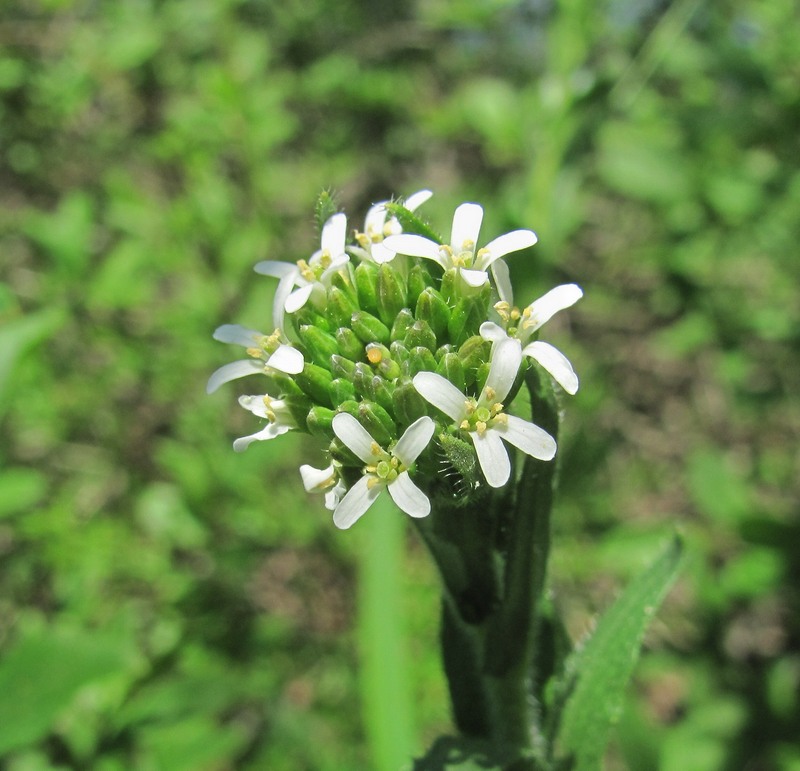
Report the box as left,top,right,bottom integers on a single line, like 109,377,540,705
392,380,429,426
294,363,334,407
354,261,380,314
407,263,435,300
336,399,361,419
328,437,362,467
390,308,415,342
377,263,407,327
440,267,459,304
415,287,450,340
358,400,396,444
291,306,333,335
404,346,438,377
371,375,396,416
404,319,437,352
329,377,356,405
437,432,481,499
436,352,466,393
297,324,340,369
383,202,443,243
353,362,376,399
390,340,410,363
306,405,335,438
328,286,359,328
351,311,391,346
474,361,490,394
330,263,357,301
330,353,356,380
435,343,456,362
448,286,491,346
335,327,364,362
262,371,304,398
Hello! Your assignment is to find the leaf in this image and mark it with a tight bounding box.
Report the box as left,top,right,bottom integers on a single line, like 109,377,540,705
410,736,521,771
384,202,443,244
555,535,684,771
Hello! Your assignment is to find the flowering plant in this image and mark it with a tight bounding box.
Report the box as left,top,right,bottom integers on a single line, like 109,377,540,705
209,191,682,770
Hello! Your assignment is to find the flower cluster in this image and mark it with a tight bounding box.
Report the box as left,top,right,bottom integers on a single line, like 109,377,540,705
209,192,582,528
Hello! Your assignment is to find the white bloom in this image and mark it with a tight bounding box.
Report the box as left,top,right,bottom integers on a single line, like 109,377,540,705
299,463,347,511
349,189,433,264
480,267,583,395
233,394,297,452
206,324,304,394
330,413,435,529
383,202,537,288
413,338,556,488
253,213,350,329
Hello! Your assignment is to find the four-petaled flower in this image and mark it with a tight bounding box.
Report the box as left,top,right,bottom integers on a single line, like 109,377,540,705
349,190,432,264
233,394,297,452
413,338,556,488
481,261,583,395
330,413,435,529
383,202,537,289
254,212,350,330
299,463,347,511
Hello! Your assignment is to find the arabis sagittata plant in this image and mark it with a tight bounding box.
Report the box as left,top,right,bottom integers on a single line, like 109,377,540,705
208,190,682,771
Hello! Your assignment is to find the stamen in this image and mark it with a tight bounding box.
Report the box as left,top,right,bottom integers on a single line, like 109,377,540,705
246,347,263,359
367,347,382,365
475,421,487,434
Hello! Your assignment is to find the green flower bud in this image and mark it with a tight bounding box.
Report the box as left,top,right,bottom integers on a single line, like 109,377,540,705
448,288,491,346
353,362,376,399
262,371,305,398
415,287,450,340
291,306,333,335
377,263,407,326
366,343,401,380
335,327,364,362
389,340,410,363
458,335,490,388
351,311,391,346
355,261,380,314
404,346,438,377
330,353,356,380
328,286,360,328
307,405,335,437
435,343,456,361
329,377,356,404
298,324,340,368
358,400,395,445
407,263,435,300
436,352,466,392
440,267,459,304
475,361,491,394
404,319,437,351
336,399,361,419
392,380,429,426
294,363,334,407
330,264,357,304
371,375,396,416
390,308,415,342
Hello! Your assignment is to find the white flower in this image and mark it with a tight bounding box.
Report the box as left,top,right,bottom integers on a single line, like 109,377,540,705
383,202,537,288
413,338,556,488
299,463,347,511
480,263,583,395
232,394,297,452
206,324,305,394
330,413,435,529
253,213,350,329
349,189,433,264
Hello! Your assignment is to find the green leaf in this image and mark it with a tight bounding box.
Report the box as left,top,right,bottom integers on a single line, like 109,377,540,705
384,202,443,243
555,535,684,771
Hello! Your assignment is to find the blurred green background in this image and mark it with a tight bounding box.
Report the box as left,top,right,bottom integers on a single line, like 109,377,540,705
1,0,798,769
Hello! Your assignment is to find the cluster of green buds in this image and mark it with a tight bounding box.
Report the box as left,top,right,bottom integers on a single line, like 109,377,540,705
208,191,583,528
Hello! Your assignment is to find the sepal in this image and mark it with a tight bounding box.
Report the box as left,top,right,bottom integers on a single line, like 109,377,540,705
376,263,407,326
298,325,339,368
436,352,466,393
354,261,380,314
351,311,391,346
295,363,334,406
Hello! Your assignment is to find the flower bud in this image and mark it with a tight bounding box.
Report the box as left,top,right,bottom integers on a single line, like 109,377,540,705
435,343,456,361
358,400,396,445
295,363,334,407
298,325,340,368
436,352,466,392
390,308,415,342
407,263,435,300
335,327,364,362
307,405,335,437
283,393,313,427
475,361,491,394
390,340,410,363
354,261,380,314
330,353,356,380
440,267,459,304
415,287,450,340
351,311,391,346
448,289,491,346
404,346,438,377
366,343,401,380
458,335,490,388
353,362,376,399
371,375,396,416
291,306,333,334
263,371,304,398
403,319,437,352
376,263,407,327
330,265,357,304
392,380,429,426
329,377,356,405
328,286,359,328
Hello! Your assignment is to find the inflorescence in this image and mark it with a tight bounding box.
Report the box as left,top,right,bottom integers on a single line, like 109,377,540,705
208,191,582,528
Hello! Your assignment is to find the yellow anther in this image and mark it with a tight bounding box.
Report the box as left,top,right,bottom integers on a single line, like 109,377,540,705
296,259,315,282
390,456,399,468
366,347,382,365
491,402,504,415
319,251,332,269
462,239,475,251
246,347,263,359
464,401,476,415
366,476,384,490
365,464,378,475
476,247,489,260
475,421,487,435
370,441,382,457
510,308,521,321
355,231,371,249
493,413,508,426
460,420,470,431
485,386,496,401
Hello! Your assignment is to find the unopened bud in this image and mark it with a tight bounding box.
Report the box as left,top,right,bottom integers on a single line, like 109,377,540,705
353,362,376,399
295,363,334,407
405,346,438,377
328,286,359,327
330,353,356,379
291,306,333,334
448,290,490,346
298,325,340,368
358,400,396,445
407,263,434,300
307,405,335,437
392,380,428,426
404,319,437,351
330,265,357,303
335,327,364,361
355,261,380,314
371,375,396,416
329,377,356,404
351,311,391,346
376,263,407,326
415,287,450,340
458,335,490,388
390,340,410,363
390,308,415,342
436,352,466,392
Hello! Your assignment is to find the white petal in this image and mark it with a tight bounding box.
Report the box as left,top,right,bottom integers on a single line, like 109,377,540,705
388,471,431,518
206,359,262,394
333,475,382,529
412,372,467,422
460,268,489,287
500,414,557,461
324,480,347,511
481,338,522,404
523,341,579,395
284,284,315,314
321,213,347,256
450,203,483,250
271,272,297,331
213,324,263,348
364,202,388,233
470,430,510,488
266,344,304,374
523,284,583,334
332,412,380,464
392,416,435,466
238,394,270,418
369,241,397,264
479,321,509,344
404,189,433,212
383,234,442,263
233,422,289,452
253,260,298,279
477,229,537,269
491,260,514,304
299,463,335,492
319,254,351,283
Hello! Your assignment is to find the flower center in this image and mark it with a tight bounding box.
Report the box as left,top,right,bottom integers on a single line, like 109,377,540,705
365,442,405,487
494,301,523,336
460,395,508,436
